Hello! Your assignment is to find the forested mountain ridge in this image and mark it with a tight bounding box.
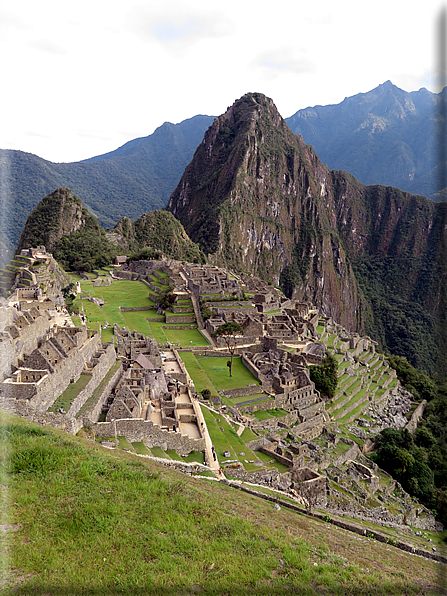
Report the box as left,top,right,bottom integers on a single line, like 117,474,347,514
0,115,215,268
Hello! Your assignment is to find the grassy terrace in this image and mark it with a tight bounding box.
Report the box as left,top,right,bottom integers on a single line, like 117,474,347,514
48,374,91,413
201,405,260,472
74,279,209,347
75,360,121,418
252,408,288,421
179,353,260,396
330,388,367,420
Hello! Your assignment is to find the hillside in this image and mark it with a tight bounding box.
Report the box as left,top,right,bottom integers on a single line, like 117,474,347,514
0,115,214,268
285,81,446,201
16,188,119,273
167,92,446,376
111,210,205,263
1,411,443,595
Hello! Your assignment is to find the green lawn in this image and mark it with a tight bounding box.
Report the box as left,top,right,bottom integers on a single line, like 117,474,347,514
197,356,260,391
4,412,436,594
151,446,169,458
132,442,151,455
200,405,260,472
179,352,218,394
251,408,288,421
182,451,205,464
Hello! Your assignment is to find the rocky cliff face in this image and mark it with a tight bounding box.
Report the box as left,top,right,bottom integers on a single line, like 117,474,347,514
168,93,446,374
168,93,362,330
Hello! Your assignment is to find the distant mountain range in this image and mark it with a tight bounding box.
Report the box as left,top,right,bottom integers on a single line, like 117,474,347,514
2,81,446,270
0,115,214,267
286,80,446,202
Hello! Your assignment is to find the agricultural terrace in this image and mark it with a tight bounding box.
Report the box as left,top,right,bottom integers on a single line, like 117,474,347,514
71,277,209,346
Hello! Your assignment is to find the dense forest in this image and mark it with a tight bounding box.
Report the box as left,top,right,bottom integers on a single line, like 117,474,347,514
372,355,447,525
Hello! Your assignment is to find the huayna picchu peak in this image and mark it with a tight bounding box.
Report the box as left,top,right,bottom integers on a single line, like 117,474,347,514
168,92,445,376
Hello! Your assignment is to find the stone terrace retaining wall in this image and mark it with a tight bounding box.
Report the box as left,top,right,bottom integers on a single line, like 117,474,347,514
221,385,262,399
405,400,427,434
239,399,276,414
0,398,84,434
94,418,205,455
165,314,196,324
119,307,155,312
68,344,116,417
82,363,123,424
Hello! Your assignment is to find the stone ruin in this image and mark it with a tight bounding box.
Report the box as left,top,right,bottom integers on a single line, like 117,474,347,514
114,325,162,369
242,337,329,440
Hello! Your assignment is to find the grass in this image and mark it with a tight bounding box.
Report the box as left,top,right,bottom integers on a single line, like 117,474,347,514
200,405,260,472
240,427,259,442
197,356,260,391
48,374,91,413
131,442,151,455
0,412,444,594
182,451,206,464
252,409,288,421
179,352,219,394
150,446,169,458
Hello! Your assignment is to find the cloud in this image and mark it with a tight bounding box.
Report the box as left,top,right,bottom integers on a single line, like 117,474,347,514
253,47,316,78
27,40,68,55
127,5,233,47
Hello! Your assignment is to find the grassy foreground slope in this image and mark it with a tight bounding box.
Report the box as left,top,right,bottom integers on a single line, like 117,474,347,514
1,412,443,595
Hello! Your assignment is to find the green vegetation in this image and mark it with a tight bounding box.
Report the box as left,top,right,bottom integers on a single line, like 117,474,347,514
309,354,338,398
1,412,437,594
212,322,244,377
48,374,91,413
371,355,447,525
252,409,288,421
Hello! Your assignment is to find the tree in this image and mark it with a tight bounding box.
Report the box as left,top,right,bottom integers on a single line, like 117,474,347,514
309,354,338,398
201,388,211,400
212,322,243,377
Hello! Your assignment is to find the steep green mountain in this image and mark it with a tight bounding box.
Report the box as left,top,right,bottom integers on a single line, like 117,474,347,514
167,92,446,376
16,188,204,270
285,81,446,202
0,115,214,268
111,210,205,263
16,188,119,272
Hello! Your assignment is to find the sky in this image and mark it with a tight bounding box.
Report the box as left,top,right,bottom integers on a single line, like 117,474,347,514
1,0,446,164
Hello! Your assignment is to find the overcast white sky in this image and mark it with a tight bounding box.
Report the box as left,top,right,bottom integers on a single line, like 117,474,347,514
1,0,445,163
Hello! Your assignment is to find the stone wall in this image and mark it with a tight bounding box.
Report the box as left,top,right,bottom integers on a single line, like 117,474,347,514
221,385,262,399
120,307,155,312
94,418,205,455
405,400,427,434
239,399,276,414
165,314,196,324
82,362,123,423
245,436,270,451
67,345,117,417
